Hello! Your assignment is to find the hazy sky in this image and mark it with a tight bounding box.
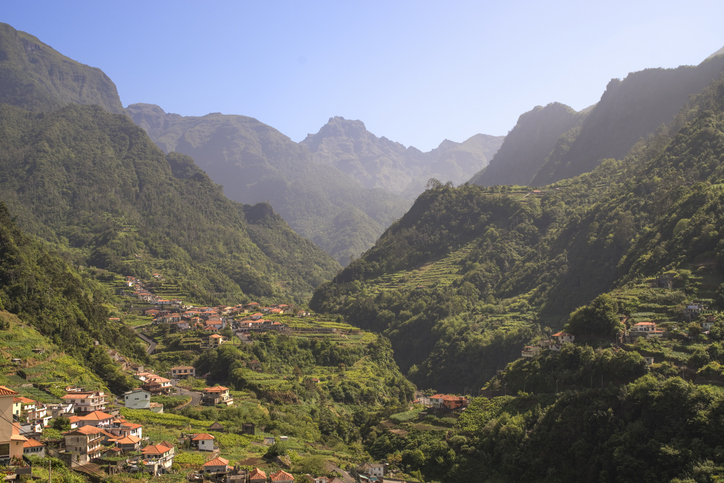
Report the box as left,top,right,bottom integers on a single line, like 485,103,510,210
4,1,723,151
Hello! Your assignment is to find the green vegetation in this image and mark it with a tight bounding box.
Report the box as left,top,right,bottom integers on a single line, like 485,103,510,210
312,74,724,393
0,103,339,304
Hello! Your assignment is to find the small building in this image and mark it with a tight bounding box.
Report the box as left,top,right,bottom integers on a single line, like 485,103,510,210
203,456,229,474
552,331,575,344
201,334,225,350
263,436,276,445
141,441,175,476
249,468,267,483
77,410,115,428
521,346,540,358
242,422,255,435
63,425,105,464
191,433,215,452
169,366,196,379
124,388,151,409
115,435,142,452
23,438,45,458
202,386,233,406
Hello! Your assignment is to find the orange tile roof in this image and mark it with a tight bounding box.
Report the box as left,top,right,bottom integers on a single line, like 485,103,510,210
23,438,44,448
80,410,114,421
249,468,267,479
204,386,229,393
192,433,215,440
0,386,19,396
270,470,294,481
142,443,173,455
204,456,229,467
117,435,141,444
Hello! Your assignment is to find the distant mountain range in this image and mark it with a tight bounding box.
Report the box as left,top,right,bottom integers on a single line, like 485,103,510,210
0,22,504,265
301,116,503,198
471,51,724,187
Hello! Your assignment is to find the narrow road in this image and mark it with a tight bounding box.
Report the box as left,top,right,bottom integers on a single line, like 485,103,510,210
173,380,203,408
134,328,157,355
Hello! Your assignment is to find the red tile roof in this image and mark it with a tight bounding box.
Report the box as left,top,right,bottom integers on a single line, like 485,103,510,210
192,433,215,440
270,469,294,481
0,386,19,396
204,456,229,467
249,468,267,480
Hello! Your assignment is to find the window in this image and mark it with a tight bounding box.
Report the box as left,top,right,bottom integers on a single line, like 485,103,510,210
0,443,10,457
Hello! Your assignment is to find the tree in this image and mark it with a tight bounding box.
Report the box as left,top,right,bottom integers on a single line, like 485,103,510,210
564,294,622,336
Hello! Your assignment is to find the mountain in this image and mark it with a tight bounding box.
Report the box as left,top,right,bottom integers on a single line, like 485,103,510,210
0,22,124,114
126,104,410,265
301,116,503,198
468,102,583,186
311,74,724,392
533,53,724,185
0,103,339,303
470,50,724,187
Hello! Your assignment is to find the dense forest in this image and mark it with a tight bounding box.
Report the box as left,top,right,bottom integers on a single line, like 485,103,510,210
0,103,339,304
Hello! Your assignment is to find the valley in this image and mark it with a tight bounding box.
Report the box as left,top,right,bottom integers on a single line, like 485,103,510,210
1,18,724,483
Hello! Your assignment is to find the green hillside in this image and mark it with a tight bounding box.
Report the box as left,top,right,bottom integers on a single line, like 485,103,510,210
311,75,724,392
0,103,339,304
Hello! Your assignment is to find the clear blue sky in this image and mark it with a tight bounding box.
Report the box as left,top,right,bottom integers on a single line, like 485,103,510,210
3,1,723,151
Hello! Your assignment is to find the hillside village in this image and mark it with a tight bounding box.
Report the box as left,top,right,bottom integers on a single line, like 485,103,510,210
0,272,456,482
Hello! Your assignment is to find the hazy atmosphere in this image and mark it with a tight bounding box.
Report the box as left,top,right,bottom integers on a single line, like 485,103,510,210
4,0,722,150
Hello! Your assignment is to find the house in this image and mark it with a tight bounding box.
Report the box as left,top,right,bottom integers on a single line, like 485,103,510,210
208,421,225,432
202,386,233,406
552,331,575,344
201,334,225,350
203,456,229,474
249,468,267,483
521,346,540,358
23,438,45,458
270,469,295,482
124,388,151,409
115,435,142,452
61,391,107,414
107,419,143,439
141,441,175,475
191,433,215,452
360,463,386,478
429,394,469,410
704,316,717,331
242,422,255,435
0,386,27,462
263,436,276,445
77,410,115,428
63,425,105,464
169,366,196,379
631,322,664,338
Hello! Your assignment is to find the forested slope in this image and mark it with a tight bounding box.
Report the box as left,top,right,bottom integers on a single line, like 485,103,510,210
0,104,339,304
312,76,724,392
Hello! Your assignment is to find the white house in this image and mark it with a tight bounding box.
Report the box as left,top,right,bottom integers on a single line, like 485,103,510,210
124,388,151,409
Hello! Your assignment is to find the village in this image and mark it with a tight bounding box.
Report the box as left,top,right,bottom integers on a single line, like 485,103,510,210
0,273,471,483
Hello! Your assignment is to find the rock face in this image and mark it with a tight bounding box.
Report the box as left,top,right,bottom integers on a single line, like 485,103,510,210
471,50,724,188
302,116,504,198
0,22,124,114
469,102,582,187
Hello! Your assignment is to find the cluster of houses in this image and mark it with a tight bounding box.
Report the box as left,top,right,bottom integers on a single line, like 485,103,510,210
0,385,175,475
